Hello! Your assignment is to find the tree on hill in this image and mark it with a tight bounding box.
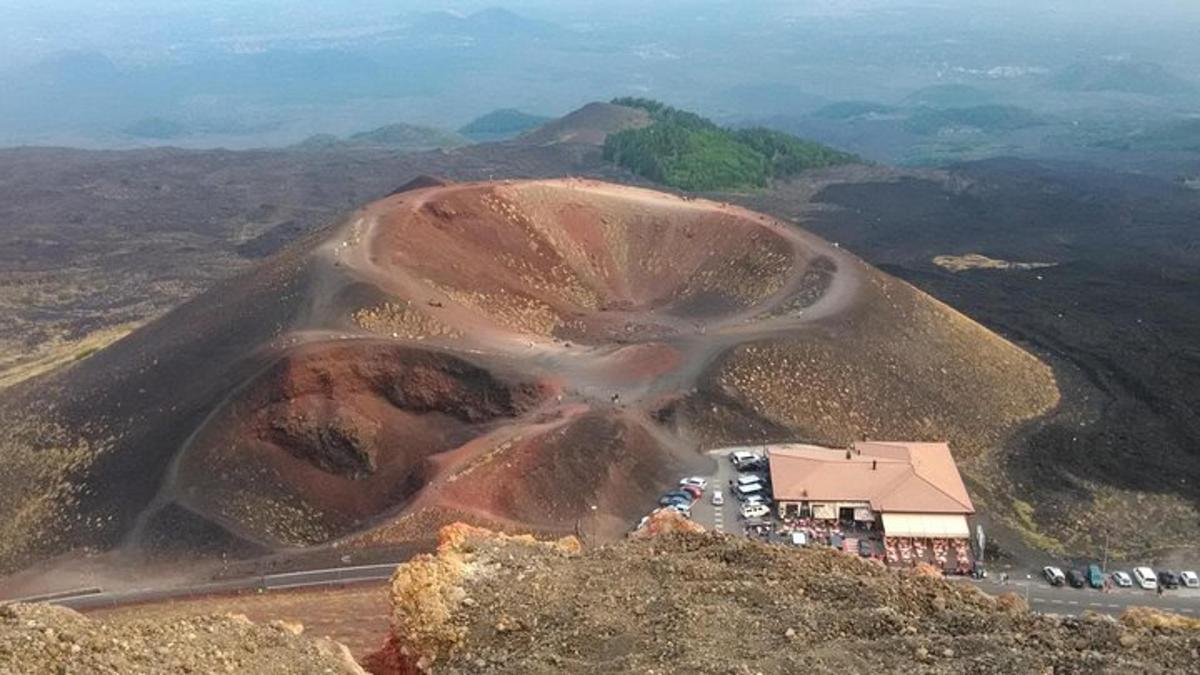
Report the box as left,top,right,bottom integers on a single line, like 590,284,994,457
1049,60,1197,96
732,127,859,176
604,98,856,191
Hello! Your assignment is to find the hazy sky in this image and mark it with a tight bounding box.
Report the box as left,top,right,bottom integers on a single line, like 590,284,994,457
2,0,1198,148
4,0,1200,64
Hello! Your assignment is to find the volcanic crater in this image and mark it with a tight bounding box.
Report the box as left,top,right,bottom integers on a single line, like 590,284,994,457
0,178,1059,574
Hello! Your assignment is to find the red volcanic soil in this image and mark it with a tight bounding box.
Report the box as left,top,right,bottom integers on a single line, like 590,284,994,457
159,341,553,547
429,411,692,538
517,101,651,146
0,178,1057,582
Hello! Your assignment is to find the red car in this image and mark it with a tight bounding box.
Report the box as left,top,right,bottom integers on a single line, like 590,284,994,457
680,484,703,499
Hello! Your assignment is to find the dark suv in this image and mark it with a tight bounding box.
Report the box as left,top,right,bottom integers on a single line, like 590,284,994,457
1158,570,1181,589
1066,569,1087,588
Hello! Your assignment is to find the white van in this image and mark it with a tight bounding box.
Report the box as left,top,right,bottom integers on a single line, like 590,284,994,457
734,483,765,500
740,503,770,519
1133,566,1158,590
735,474,763,488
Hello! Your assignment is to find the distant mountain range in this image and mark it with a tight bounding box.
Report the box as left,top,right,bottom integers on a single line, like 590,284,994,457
459,109,552,142
291,124,468,152
1049,59,1197,96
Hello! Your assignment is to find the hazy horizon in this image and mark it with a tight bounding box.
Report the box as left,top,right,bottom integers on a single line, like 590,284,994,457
1,1,1198,153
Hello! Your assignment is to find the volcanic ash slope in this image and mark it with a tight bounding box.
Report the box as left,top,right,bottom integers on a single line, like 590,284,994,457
0,178,1056,575
367,519,1200,674
0,603,364,674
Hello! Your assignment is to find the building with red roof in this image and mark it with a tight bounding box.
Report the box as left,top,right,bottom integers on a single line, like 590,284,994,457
767,441,974,539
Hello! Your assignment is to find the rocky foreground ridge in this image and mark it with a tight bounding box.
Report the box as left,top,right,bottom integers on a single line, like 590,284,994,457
366,514,1200,674
0,602,365,674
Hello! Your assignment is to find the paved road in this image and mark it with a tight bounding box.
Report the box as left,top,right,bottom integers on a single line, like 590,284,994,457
690,448,749,535
17,559,1200,619
1,562,399,611
963,576,1200,617
15,449,1200,620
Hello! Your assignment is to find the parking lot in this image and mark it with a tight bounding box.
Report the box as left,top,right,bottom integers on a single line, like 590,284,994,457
655,447,1200,618
968,575,1200,618
687,448,744,534
684,447,794,542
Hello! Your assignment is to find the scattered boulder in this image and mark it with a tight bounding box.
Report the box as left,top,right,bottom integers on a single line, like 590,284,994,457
0,603,364,674
365,522,1200,673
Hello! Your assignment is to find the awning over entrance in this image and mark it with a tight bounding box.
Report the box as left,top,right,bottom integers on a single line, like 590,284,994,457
881,512,970,539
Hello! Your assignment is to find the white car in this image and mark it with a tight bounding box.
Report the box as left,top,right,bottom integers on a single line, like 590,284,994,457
1042,566,1066,586
1133,566,1158,590
679,476,708,491
1111,571,1133,588
730,450,758,466
743,494,771,507
740,503,770,519
735,474,763,487
1181,571,1200,588
734,483,765,500
711,489,724,506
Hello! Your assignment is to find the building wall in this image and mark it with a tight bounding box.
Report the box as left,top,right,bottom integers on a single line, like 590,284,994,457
777,500,871,519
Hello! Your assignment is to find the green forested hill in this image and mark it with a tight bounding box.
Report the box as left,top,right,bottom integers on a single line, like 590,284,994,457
602,98,857,191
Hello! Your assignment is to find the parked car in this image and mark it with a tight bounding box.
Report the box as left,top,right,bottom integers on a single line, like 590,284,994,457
1158,570,1180,589
668,503,691,517
1181,571,1200,588
1133,566,1158,590
679,477,708,491
1043,566,1066,586
730,450,758,467
680,484,703,500
1086,564,1105,589
743,494,772,507
659,491,693,507
734,483,766,500
735,474,763,487
1111,571,1133,588
1066,569,1087,588
739,457,767,472
711,489,724,506
740,503,770,519
731,450,767,471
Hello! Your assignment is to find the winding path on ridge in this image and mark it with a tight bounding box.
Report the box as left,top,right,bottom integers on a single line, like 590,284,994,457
0,174,1058,595
150,178,870,551
338,180,866,537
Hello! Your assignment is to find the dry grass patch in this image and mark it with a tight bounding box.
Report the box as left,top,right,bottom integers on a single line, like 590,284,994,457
0,322,141,390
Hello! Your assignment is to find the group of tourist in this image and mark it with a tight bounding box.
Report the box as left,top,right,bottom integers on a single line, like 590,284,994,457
884,536,972,574
770,515,974,574
776,516,875,548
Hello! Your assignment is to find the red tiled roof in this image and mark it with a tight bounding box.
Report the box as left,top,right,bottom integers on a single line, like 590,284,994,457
766,441,974,514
